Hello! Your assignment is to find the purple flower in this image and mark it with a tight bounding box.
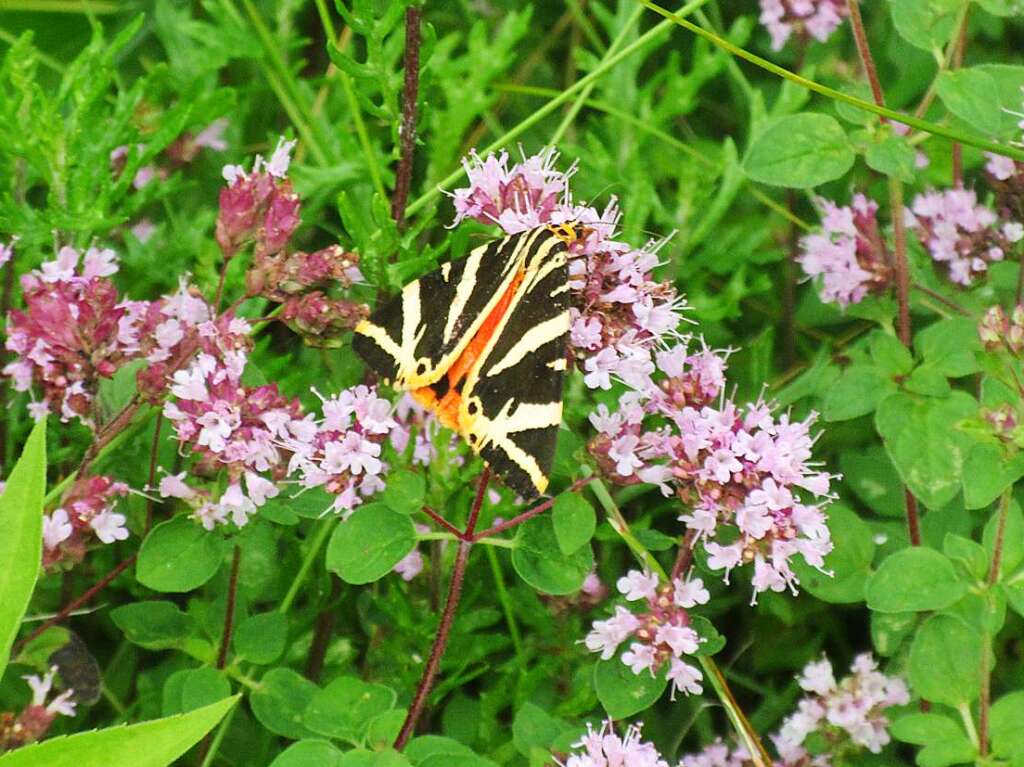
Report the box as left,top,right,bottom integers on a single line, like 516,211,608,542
558,721,672,767
759,0,848,50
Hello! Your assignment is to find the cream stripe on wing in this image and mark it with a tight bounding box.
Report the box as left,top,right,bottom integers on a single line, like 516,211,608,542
503,401,563,432
485,313,570,377
398,280,422,377
355,321,403,361
442,243,484,343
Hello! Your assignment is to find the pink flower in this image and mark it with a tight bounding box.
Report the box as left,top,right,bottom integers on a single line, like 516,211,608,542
759,0,848,50
559,721,671,767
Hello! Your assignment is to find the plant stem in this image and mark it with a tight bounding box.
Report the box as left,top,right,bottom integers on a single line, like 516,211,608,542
279,518,336,614
420,505,467,540
485,545,524,663
988,488,1011,586
588,475,771,765
145,413,163,533
217,546,242,669
782,190,799,367
845,0,886,120
469,475,594,541
950,4,970,187
198,705,238,767
13,554,137,654
635,0,1024,162
391,5,422,230
394,468,490,749
305,575,341,682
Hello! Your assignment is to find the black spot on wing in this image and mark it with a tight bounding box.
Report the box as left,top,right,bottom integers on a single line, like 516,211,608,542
481,427,560,500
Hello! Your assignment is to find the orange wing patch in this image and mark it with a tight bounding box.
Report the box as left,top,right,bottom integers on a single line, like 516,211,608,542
411,268,526,432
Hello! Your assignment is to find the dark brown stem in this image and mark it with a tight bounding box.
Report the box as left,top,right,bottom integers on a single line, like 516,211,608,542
145,413,164,533
469,475,594,542
848,0,921,546
670,529,698,580
845,0,887,121
951,7,970,187
217,546,242,669
391,5,422,230
393,469,490,750
988,489,1011,586
420,505,467,540
14,554,137,654
305,575,341,681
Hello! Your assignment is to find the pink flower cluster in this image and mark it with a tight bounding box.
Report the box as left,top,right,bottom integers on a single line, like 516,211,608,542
557,720,672,767
679,740,752,767
589,343,833,598
907,187,1022,286
772,654,909,763
160,319,315,528
42,475,130,567
798,195,892,309
450,149,688,390
585,569,710,698
0,667,76,751
758,0,847,50
3,245,137,425
284,385,399,516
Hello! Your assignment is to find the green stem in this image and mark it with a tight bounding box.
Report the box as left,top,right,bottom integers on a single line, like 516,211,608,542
587,475,771,765
635,0,1024,162
278,518,336,614
198,705,238,767
418,531,514,549
500,83,811,230
485,545,524,662
338,69,389,202
403,0,693,218
549,5,647,145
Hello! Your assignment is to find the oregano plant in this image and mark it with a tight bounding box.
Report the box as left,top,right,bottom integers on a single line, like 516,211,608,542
0,1,1023,766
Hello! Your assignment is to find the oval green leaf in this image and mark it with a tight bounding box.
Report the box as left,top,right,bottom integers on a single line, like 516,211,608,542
865,547,967,613
325,503,417,585
511,515,593,595
743,113,854,188
136,517,228,593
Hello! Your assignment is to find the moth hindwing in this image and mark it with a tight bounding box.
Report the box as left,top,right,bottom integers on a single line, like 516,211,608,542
353,225,576,499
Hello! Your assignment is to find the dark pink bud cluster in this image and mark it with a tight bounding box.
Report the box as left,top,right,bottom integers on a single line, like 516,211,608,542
978,305,1024,353
279,292,369,347
0,667,76,751
216,138,300,258
42,475,130,568
3,247,141,426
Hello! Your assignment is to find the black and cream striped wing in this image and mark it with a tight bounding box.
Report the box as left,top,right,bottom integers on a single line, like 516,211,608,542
458,232,571,499
352,231,538,390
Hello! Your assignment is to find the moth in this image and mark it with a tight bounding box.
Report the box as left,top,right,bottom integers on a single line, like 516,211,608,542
352,223,580,499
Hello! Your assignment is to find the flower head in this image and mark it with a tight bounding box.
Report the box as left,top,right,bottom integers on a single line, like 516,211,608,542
758,0,848,50
558,720,671,767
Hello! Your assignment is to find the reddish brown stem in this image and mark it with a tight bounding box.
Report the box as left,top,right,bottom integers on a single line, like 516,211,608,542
782,190,799,367
391,5,422,230
217,545,242,669
305,575,341,682
951,8,970,187
845,0,887,121
420,505,467,540
671,529,698,580
394,468,490,750
14,554,137,654
469,475,594,542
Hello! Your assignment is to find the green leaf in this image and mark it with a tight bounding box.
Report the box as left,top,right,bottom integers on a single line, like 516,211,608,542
379,470,426,515
511,515,593,595
0,696,237,767
839,446,905,517
303,676,397,743
0,418,46,677
974,65,1024,139
904,365,951,397
234,612,288,665
366,710,406,749
551,493,596,555
250,668,319,740
110,601,199,651
822,366,895,422
875,391,977,510
991,691,1024,758
891,713,977,767
909,615,983,706
936,68,1004,136
742,113,855,188
870,331,914,376
326,503,417,585
888,0,962,52
865,547,967,612
689,616,726,656
865,132,916,182
791,505,874,603
269,740,345,767
512,703,568,758
871,611,916,657
136,517,228,593
593,658,666,719
916,318,982,378
943,534,989,581
262,488,335,520
337,750,411,767
179,668,231,712
962,444,1024,510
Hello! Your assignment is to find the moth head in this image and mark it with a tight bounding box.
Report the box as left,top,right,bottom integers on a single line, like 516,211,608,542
547,222,581,246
